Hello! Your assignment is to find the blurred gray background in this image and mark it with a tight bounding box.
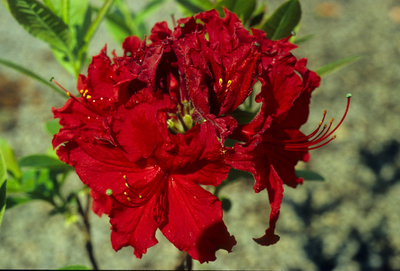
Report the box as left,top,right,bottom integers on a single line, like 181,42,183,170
1,0,400,270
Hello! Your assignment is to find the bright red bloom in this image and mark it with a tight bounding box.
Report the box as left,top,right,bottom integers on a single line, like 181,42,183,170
53,7,349,261
53,40,236,262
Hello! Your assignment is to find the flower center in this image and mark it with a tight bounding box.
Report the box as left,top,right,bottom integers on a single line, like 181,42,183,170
167,100,194,134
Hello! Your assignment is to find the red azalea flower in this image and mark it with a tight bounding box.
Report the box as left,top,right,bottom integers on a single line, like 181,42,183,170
53,41,236,262
227,48,351,245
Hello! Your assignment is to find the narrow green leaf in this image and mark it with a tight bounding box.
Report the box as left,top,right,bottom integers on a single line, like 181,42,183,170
19,154,72,172
58,265,91,270
0,138,21,179
0,180,6,226
83,0,114,45
45,119,62,136
0,58,68,98
1,0,10,11
261,0,301,40
296,169,325,181
61,0,69,24
315,55,363,77
7,0,73,52
0,145,7,226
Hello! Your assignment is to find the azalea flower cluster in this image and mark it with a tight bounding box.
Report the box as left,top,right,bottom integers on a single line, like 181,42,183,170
52,9,349,263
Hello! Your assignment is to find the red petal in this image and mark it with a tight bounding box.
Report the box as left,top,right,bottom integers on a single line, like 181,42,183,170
160,178,236,263
253,165,283,246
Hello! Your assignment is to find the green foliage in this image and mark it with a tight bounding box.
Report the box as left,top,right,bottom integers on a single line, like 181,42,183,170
215,0,257,24
19,154,73,172
0,138,22,180
230,108,257,125
8,0,73,52
316,55,364,77
296,169,325,181
0,146,7,226
261,0,301,40
0,58,68,98
4,0,114,80
45,119,62,136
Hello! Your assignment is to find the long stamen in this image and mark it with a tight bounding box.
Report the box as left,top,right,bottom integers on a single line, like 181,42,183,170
283,94,351,151
51,77,81,103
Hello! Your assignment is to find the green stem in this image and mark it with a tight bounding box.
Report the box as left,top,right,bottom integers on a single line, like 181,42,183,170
76,193,99,270
83,0,115,45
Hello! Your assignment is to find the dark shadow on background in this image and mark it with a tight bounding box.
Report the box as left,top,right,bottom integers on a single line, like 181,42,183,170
283,140,400,270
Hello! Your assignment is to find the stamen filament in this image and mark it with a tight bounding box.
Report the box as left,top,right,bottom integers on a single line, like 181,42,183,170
282,95,351,151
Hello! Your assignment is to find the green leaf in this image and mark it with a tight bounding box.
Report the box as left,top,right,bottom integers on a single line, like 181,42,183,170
0,144,7,226
248,3,265,28
1,0,10,11
45,119,62,136
0,138,21,179
315,55,363,77
0,58,68,98
83,0,114,47
19,154,72,172
50,47,78,77
0,180,6,226
58,265,91,270
295,169,325,181
261,0,301,40
216,0,256,24
230,108,257,124
7,0,73,52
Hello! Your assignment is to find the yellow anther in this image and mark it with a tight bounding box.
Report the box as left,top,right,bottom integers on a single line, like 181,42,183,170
127,196,131,202
79,89,84,94
67,92,71,97
330,118,334,123
220,148,227,155
139,195,143,199
124,192,128,196
219,78,223,86
125,183,129,188
123,175,127,180
86,95,91,99
227,80,232,87
83,90,88,97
